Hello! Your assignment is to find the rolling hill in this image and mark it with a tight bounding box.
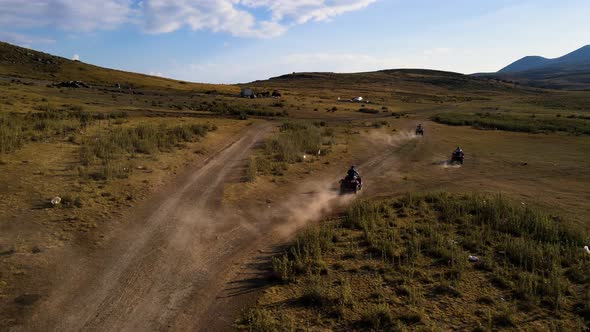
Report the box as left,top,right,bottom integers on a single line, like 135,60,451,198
0,41,228,93
478,45,590,90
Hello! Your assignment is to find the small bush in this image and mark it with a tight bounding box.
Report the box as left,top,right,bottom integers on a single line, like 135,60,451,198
359,108,379,114
397,309,424,325
238,308,277,332
246,157,257,182
493,310,516,328
300,276,331,306
359,303,394,329
271,254,293,282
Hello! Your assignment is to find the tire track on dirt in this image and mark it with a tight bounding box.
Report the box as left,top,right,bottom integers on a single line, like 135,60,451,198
20,123,272,331
191,129,424,331
21,125,423,332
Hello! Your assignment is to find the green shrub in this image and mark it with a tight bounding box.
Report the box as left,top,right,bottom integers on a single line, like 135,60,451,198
271,254,293,282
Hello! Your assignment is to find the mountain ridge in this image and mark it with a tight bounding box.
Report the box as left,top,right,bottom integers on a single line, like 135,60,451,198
499,45,590,74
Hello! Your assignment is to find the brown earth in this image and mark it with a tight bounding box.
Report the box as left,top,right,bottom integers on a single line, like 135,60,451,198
8,113,590,331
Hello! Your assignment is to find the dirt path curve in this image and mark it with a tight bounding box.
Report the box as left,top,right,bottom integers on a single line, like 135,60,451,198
20,122,425,332
20,123,273,332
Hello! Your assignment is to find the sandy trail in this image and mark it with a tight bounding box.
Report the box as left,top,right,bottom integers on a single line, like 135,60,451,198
20,123,421,332
22,124,272,331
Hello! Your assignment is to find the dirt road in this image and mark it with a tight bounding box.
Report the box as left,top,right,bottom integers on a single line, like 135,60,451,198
21,123,279,331
18,122,424,332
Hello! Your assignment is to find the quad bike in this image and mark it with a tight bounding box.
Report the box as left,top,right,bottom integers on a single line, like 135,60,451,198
415,127,424,136
340,176,362,194
450,152,464,165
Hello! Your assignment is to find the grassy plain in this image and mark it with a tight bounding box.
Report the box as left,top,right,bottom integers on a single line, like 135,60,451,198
1,41,590,330
239,194,589,331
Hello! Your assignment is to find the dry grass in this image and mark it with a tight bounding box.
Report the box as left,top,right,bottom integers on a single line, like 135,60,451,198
433,111,590,135
240,193,589,331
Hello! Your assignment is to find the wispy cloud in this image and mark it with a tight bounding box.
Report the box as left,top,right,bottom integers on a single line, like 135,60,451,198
0,0,132,31
0,0,377,39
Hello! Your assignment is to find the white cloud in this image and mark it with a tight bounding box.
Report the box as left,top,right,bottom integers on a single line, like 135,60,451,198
0,0,132,31
241,0,378,24
72,54,80,61
148,71,164,77
0,0,377,38
141,0,285,37
139,0,377,37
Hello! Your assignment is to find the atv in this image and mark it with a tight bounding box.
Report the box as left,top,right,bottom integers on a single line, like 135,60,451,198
450,152,464,165
415,127,424,136
340,176,362,194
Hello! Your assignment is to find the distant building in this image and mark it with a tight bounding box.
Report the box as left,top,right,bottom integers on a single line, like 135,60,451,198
240,88,255,98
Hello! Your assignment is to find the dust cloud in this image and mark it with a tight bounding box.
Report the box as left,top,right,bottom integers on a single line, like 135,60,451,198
269,179,356,238
364,129,419,147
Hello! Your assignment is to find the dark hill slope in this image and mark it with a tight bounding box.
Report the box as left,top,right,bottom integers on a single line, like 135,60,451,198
0,41,226,92
251,69,524,99
490,45,590,90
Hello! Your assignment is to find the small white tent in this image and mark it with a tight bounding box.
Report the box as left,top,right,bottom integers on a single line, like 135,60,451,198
240,88,255,98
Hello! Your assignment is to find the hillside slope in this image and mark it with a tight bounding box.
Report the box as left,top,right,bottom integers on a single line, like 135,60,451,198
249,69,527,106
488,45,590,90
0,41,228,92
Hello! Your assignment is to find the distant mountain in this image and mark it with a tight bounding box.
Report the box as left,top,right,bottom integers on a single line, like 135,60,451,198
482,45,590,90
498,56,552,73
499,45,590,74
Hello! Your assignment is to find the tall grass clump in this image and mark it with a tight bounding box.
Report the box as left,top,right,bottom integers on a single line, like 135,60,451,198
0,108,132,154
81,122,216,180
430,193,587,246
433,112,590,135
271,224,336,280
246,156,257,182
359,303,395,329
0,113,26,153
237,308,277,332
264,122,321,163
344,200,384,230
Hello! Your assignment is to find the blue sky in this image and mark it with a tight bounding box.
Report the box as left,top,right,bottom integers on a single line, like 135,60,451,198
0,0,589,83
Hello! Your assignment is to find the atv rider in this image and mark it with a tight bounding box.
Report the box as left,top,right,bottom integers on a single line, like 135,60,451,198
453,146,464,158
346,165,360,183
415,123,424,135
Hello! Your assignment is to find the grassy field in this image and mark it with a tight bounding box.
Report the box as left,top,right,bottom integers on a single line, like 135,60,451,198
432,111,590,135
2,40,590,330
239,193,589,331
